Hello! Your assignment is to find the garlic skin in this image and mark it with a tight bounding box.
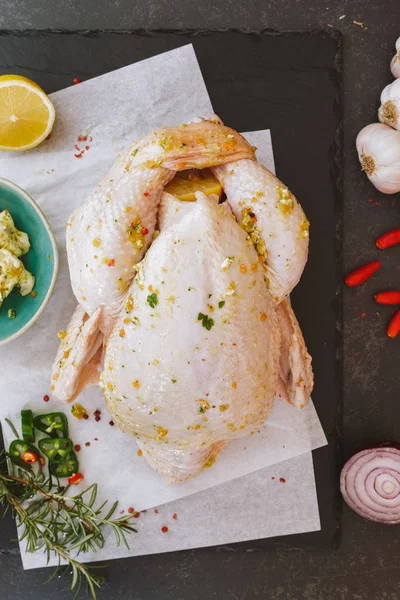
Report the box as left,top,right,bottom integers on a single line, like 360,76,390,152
379,79,400,130
390,37,400,79
356,123,400,194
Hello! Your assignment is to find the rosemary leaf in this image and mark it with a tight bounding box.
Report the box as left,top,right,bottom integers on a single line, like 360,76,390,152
103,499,118,521
5,418,19,439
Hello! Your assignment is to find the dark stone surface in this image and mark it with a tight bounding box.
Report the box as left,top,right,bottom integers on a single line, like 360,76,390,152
0,1,400,599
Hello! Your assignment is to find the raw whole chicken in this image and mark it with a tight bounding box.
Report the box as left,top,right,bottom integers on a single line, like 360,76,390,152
52,117,313,482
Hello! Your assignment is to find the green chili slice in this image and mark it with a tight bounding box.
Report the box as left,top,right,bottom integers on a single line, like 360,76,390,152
33,413,69,438
38,437,73,463
21,409,35,443
8,439,42,474
50,452,79,478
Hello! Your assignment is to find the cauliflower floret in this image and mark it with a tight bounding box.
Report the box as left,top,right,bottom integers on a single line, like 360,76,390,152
0,210,31,257
0,248,35,307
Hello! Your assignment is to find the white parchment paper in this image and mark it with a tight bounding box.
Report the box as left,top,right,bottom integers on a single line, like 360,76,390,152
18,452,320,569
0,45,326,567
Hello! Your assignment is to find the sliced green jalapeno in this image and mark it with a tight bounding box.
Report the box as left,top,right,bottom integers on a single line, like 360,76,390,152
21,410,35,443
38,437,73,463
33,413,69,438
50,452,79,478
8,439,42,474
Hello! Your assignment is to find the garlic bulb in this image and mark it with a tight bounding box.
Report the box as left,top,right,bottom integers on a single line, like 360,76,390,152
379,79,400,130
356,123,400,194
390,37,400,79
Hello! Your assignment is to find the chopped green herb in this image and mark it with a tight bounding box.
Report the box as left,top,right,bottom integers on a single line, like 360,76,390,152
8,309,16,319
171,379,177,384
208,293,212,298
197,312,214,331
147,293,158,309
131,148,139,157
218,301,225,309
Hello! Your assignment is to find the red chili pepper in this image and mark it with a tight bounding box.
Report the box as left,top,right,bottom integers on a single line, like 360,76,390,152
279,477,286,483
68,472,84,485
107,259,115,267
161,526,168,533
375,291,400,305
73,77,81,85
387,310,400,338
144,192,151,197
141,227,149,235
344,261,381,287
376,229,400,250
172,513,178,520
74,444,81,452
22,451,38,465
43,395,50,402
128,507,135,514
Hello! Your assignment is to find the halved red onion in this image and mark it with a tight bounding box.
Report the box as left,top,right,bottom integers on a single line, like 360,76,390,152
340,447,400,523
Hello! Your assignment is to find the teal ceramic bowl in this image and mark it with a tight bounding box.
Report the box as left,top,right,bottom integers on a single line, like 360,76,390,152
0,178,58,346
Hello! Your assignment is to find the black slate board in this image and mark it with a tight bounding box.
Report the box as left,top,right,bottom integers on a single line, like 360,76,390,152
0,30,342,552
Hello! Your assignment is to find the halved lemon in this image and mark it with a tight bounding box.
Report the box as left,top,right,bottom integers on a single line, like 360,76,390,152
0,75,55,152
165,169,223,201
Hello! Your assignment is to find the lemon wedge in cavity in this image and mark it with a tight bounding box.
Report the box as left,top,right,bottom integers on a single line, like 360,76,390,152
165,169,223,202
0,75,55,152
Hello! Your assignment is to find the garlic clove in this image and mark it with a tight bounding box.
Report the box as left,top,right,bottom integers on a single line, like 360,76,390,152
356,123,400,194
378,79,400,130
390,36,400,79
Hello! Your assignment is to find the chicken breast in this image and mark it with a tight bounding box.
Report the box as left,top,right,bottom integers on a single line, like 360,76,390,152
101,192,280,482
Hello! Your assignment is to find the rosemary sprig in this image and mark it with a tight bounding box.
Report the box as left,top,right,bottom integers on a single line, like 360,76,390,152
0,451,137,599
